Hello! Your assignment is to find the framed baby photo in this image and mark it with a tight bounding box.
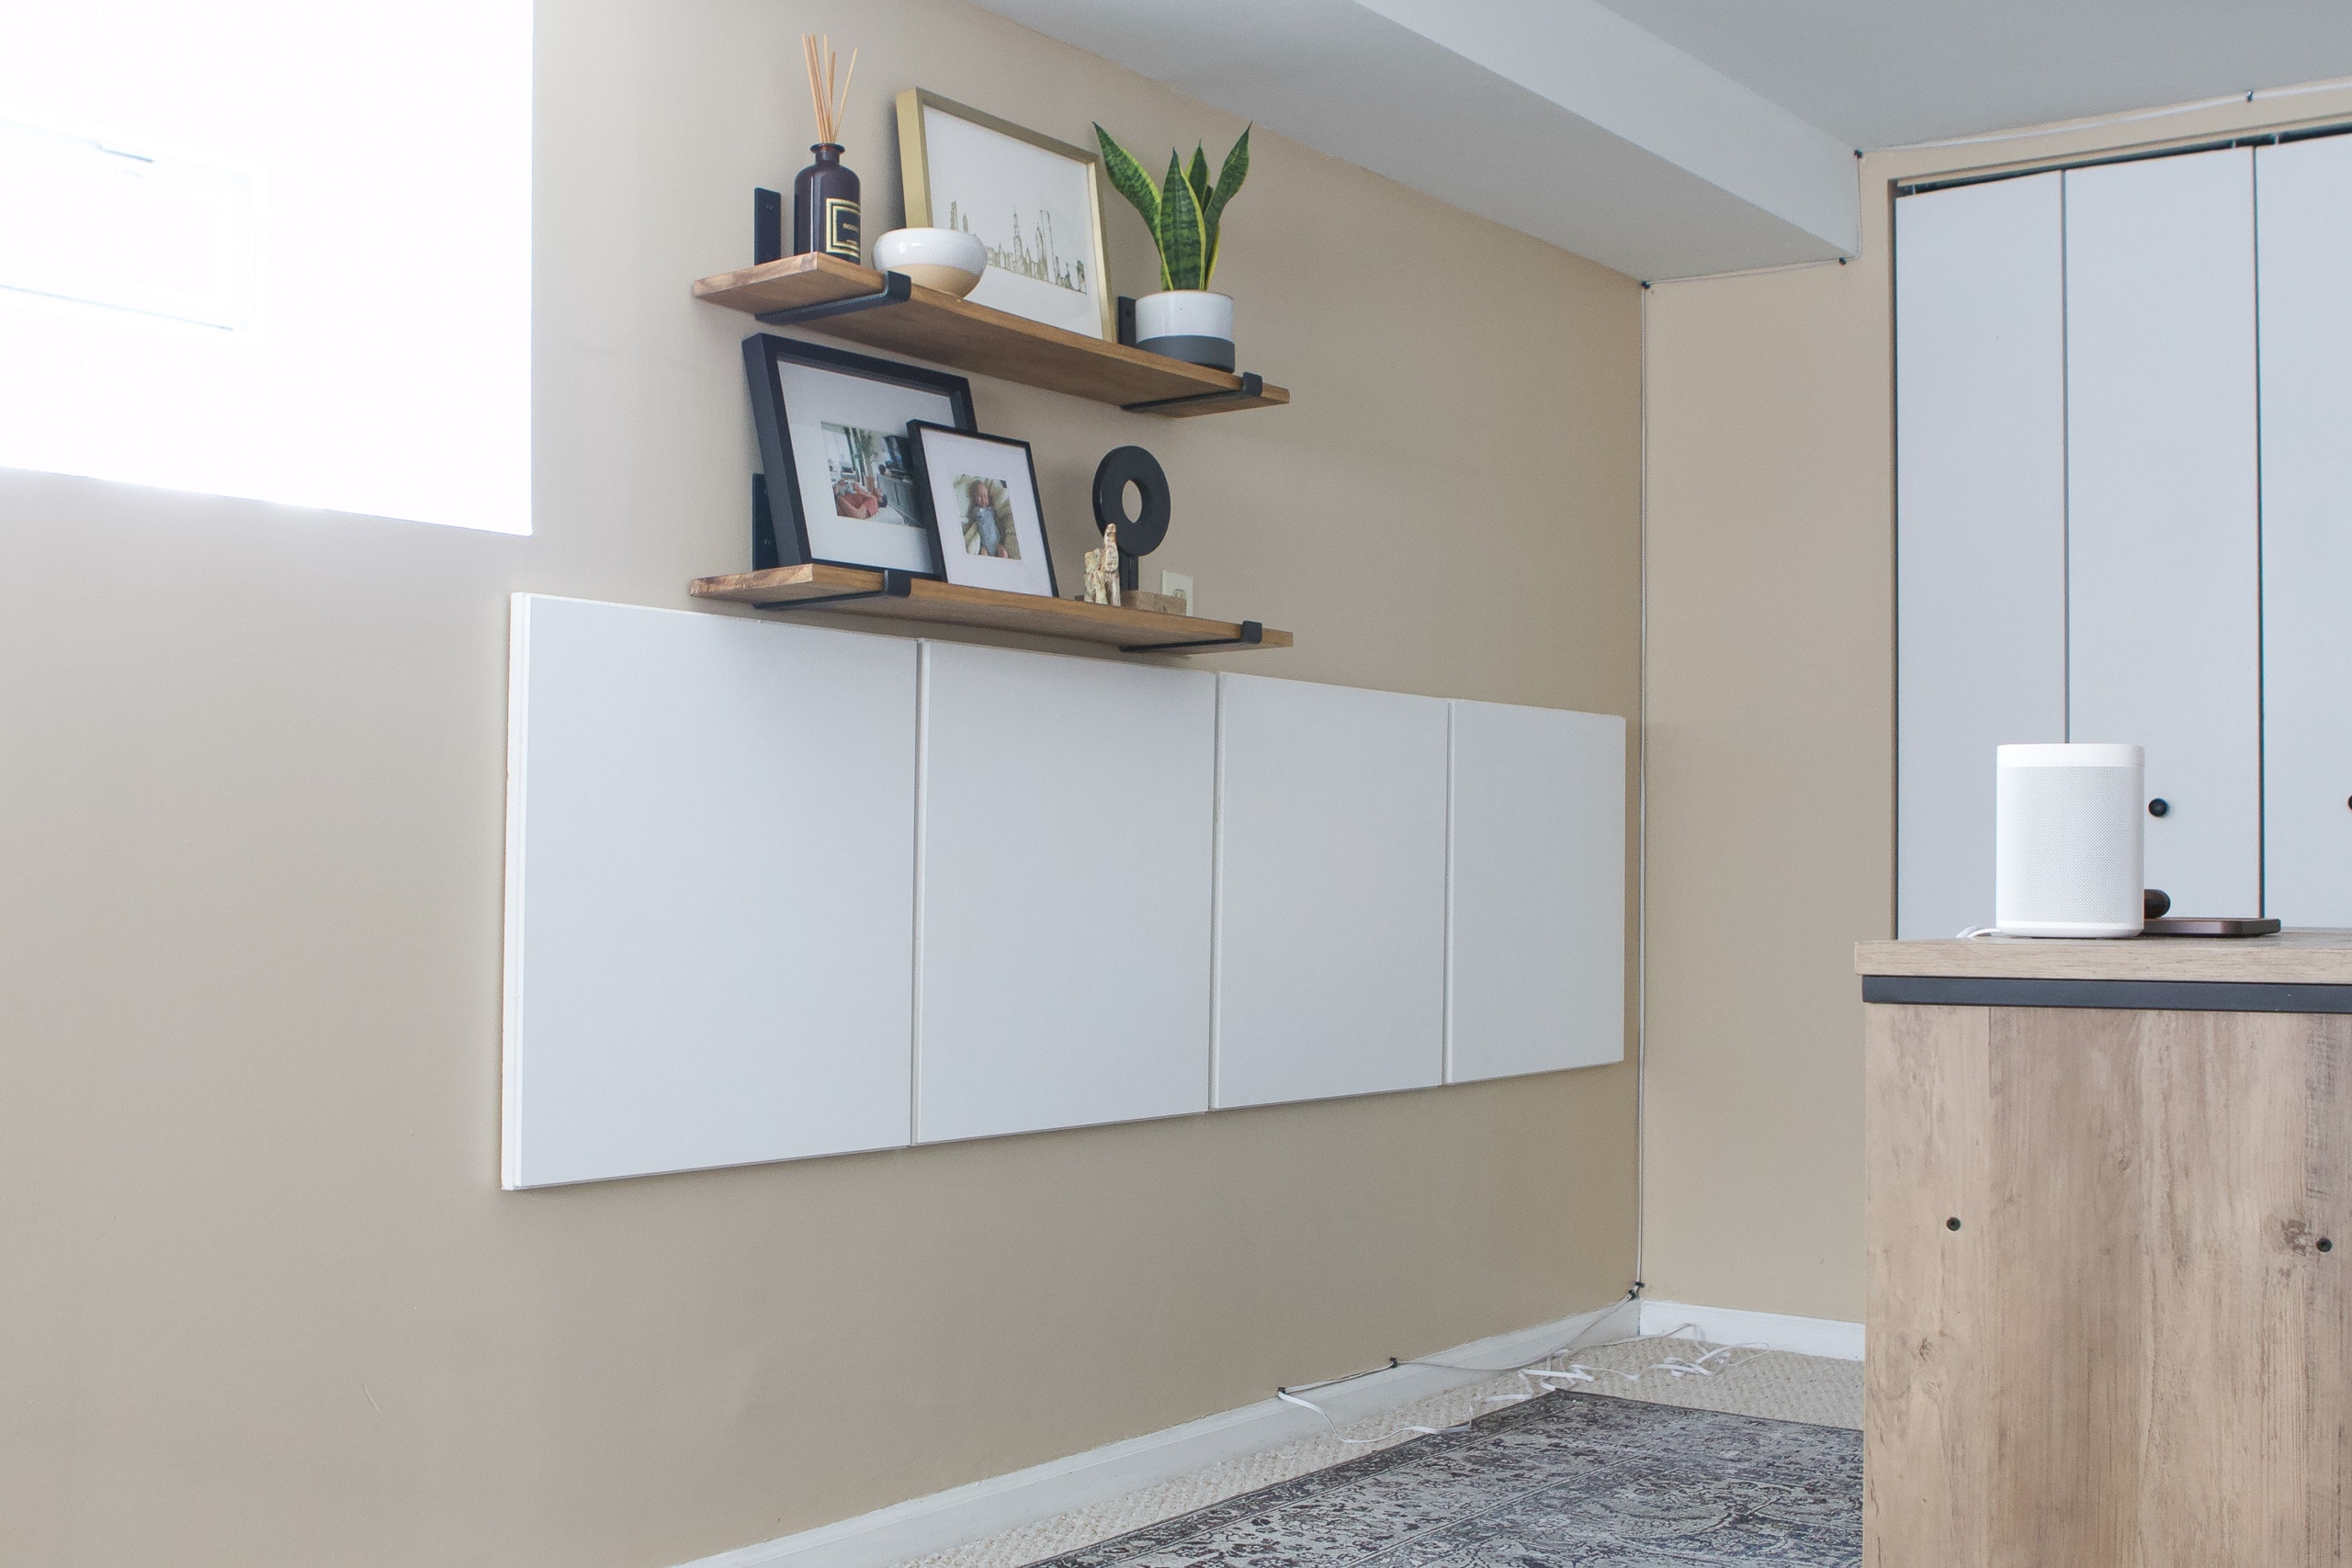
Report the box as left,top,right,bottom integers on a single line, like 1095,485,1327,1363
906,423,1058,599
741,333,977,574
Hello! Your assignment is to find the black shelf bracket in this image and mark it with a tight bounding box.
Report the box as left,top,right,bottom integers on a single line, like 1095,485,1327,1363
752,570,916,613
756,270,915,327
1121,370,1265,416
1120,619,1264,654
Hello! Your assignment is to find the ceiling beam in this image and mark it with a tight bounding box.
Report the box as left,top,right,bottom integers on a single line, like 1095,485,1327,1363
968,0,1860,280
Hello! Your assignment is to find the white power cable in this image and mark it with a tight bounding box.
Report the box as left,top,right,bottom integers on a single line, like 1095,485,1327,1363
1273,1325,1770,1447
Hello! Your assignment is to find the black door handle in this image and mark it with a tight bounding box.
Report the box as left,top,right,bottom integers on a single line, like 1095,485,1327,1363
2149,798,2170,818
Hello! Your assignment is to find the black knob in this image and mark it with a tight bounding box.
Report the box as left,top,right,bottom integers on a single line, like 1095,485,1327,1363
2148,798,2170,818
2321,1238,2335,1253
1946,1217,1962,1231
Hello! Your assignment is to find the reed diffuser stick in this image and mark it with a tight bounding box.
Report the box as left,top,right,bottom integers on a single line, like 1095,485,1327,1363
802,35,828,141
800,34,858,144
833,47,857,137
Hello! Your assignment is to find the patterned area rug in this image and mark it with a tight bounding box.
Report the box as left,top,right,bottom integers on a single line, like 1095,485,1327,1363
1031,1391,1860,1568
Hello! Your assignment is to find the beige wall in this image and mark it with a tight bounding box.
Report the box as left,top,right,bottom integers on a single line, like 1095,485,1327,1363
0,2,1642,1563
1639,86,2352,1323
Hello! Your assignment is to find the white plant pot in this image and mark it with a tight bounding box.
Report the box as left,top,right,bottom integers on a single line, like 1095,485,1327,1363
869,227,987,298
1134,289,1235,370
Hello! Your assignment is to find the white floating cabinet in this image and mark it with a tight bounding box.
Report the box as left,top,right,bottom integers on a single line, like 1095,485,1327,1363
502,595,918,1189
2063,149,2261,918
503,599,1630,1185
2258,135,2352,928
1212,674,1450,1109
913,644,1216,1143
1446,701,1627,1083
1893,172,2067,940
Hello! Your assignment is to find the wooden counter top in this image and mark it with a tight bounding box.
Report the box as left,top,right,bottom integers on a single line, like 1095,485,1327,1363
1857,929,2352,984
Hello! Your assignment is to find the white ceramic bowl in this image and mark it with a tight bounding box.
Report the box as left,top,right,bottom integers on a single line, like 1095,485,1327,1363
870,228,988,297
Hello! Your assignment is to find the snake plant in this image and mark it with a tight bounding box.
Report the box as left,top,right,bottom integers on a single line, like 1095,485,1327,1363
1093,124,1251,292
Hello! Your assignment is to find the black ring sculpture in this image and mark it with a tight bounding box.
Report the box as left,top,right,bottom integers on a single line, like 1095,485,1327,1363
1092,446,1170,592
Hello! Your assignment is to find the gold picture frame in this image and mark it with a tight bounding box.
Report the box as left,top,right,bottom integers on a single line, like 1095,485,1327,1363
895,88,1116,341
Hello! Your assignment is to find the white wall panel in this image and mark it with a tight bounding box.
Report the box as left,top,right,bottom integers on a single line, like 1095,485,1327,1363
915,644,1216,1142
2258,135,2352,926
1214,674,1448,1109
2065,148,2261,916
1893,172,2068,939
502,595,916,1188
1446,701,1626,1083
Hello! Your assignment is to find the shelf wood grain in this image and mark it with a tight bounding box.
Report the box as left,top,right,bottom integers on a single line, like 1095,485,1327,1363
1858,930,2352,984
695,254,1290,417
690,564,1293,655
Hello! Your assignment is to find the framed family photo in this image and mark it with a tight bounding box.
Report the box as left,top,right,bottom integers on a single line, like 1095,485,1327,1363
906,423,1057,599
896,88,1114,341
741,333,977,574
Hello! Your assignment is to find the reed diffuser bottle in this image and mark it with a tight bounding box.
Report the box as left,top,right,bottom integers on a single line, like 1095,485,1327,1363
794,35,861,263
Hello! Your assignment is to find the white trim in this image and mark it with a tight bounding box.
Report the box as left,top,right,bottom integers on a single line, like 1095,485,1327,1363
1637,1298,1864,1361
674,1298,1642,1568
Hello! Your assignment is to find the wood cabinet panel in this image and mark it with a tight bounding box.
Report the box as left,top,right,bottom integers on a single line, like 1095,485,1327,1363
1866,1000,2352,1563
1863,1002,1993,1568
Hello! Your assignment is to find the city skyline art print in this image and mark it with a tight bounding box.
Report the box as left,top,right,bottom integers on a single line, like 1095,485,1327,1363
897,90,1114,340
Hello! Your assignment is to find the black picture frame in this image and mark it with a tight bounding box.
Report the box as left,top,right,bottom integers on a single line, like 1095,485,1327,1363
741,333,978,573
904,423,1060,600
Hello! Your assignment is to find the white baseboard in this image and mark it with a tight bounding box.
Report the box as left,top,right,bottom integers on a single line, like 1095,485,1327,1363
676,1296,1642,1568
1637,1298,1863,1361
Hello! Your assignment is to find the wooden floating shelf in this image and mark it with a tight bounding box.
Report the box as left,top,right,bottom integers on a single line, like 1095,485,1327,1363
690,564,1294,655
694,253,1291,418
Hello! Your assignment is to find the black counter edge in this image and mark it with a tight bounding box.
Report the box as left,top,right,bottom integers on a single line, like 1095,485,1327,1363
1860,975,2352,1014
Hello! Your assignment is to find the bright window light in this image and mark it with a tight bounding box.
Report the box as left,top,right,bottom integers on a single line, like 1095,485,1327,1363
0,1,532,534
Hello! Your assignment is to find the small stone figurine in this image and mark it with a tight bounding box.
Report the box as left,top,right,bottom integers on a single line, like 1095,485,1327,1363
1081,521,1122,606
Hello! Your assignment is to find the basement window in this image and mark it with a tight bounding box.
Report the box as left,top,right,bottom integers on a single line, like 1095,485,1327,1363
0,0,532,534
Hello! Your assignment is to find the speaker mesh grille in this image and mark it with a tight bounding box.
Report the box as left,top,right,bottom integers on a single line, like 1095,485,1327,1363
1996,765,2143,929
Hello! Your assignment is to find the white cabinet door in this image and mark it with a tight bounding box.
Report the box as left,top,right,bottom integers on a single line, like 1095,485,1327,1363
2258,135,2352,926
2064,149,2261,916
1894,172,2068,939
503,596,917,1188
1446,701,1625,1083
1213,674,1448,1108
915,643,1216,1143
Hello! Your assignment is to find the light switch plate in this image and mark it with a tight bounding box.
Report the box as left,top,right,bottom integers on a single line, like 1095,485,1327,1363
1159,572,1193,615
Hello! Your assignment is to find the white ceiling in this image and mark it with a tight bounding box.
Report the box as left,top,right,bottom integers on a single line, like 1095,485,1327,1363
1590,0,2352,151
971,0,2352,279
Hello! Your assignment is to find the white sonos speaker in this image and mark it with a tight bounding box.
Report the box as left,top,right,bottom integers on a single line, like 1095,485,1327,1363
1996,743,2144,937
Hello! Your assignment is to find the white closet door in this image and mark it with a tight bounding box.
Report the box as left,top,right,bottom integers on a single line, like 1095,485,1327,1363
1213,674,1448,1109
1446,701,1625,1083
915,643,1215,1143
503,596,917,1188
1894,173,2069,939
2065,148,2261,916
2258,136,2352,926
